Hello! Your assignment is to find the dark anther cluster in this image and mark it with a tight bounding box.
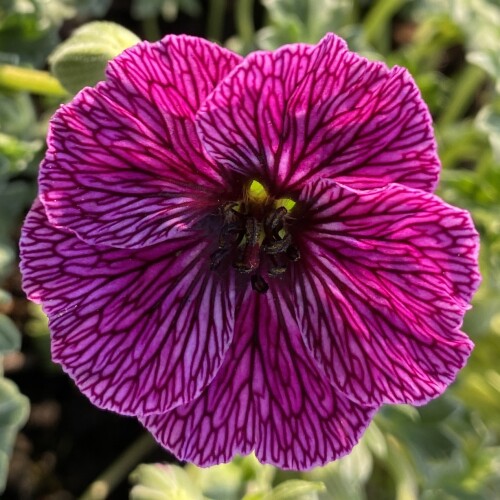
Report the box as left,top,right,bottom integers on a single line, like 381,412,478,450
210,202,300,293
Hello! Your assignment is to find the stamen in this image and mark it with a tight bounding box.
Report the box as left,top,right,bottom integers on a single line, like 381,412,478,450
233,218,262,273
251,274,269,293
268,265,287,277
268,255,287,276
262,233,292,254
222,202,243,223
286,244,300,262
264,206,287,235
210,247,230,270
211,180,300,292
219,222,244,248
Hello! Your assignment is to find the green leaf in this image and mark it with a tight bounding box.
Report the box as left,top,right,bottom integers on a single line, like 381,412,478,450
0,132,41,177
0,378,28,433
415,0,500,90
417,397,460,424
363,0,408,54
476,102,500,162
0,7,59,68
129,463,205,500
0,290,12,310
68,0,113,18
0,243,14,282
131,0,201,21
0,377,29,493
0,92,36,137
303,440,373,500
385,436,419,500
131,0,164,20
339,441,373,484
256,0,355,48
468,49,500,92
0,0,113,69
364,421,388,460
0,314,21,354
49,21,141,94
0,180,36,241
261,479,325,500
178,0,202,17
186,459,244,499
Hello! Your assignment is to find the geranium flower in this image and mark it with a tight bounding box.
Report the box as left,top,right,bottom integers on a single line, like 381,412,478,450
20,34,480,469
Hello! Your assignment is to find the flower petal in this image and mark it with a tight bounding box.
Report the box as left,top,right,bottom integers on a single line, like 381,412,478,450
141,287,376,470
40,35,242,249
20,201,235,415
293,179,480,406
197,33,438,195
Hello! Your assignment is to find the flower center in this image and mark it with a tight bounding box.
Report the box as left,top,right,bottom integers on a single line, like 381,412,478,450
210,180,300,293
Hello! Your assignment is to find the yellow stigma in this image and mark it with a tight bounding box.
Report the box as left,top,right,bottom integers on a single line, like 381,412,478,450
247,179,296,212
248,179,269,204
276,197,296,211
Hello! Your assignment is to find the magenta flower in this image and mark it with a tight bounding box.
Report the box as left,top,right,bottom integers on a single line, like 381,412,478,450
20,34,480,469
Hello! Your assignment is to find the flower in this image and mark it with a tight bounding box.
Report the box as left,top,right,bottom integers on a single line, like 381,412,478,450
20,33,481,470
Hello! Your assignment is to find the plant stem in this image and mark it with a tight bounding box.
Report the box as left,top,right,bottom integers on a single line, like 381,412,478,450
141,16,161,41
363,0,405,54
350,0,362,24
207,0,227,42
235,0,255,47
438,64,487,128
0,65,67,97
79,433,157,500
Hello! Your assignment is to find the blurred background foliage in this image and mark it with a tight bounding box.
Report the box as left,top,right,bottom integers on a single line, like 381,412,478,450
0,0,499,498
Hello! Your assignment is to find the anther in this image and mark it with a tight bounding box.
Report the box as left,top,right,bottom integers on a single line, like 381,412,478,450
211,183,298,292
286,244,300,261
245,217,261,245
234,217,261,273
268,265,287,277
221,202,241,221
267,255,287,277
219,222,244,248
210,247,230,270
264,207,287,235
262,233,292,255
251,274,269,293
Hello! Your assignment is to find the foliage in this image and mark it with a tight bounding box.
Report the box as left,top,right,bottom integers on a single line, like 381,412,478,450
0,377,29,493
49,21,140,93
0,0,499,497
130,0,202,22
0,0,112,67
0,292,29,494
130,458,326,500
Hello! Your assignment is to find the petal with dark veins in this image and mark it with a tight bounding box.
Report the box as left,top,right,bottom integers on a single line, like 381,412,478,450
141,287,376,470
197,33,439,195
40,35,242,249
20,200,235,415
293,179,480,406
